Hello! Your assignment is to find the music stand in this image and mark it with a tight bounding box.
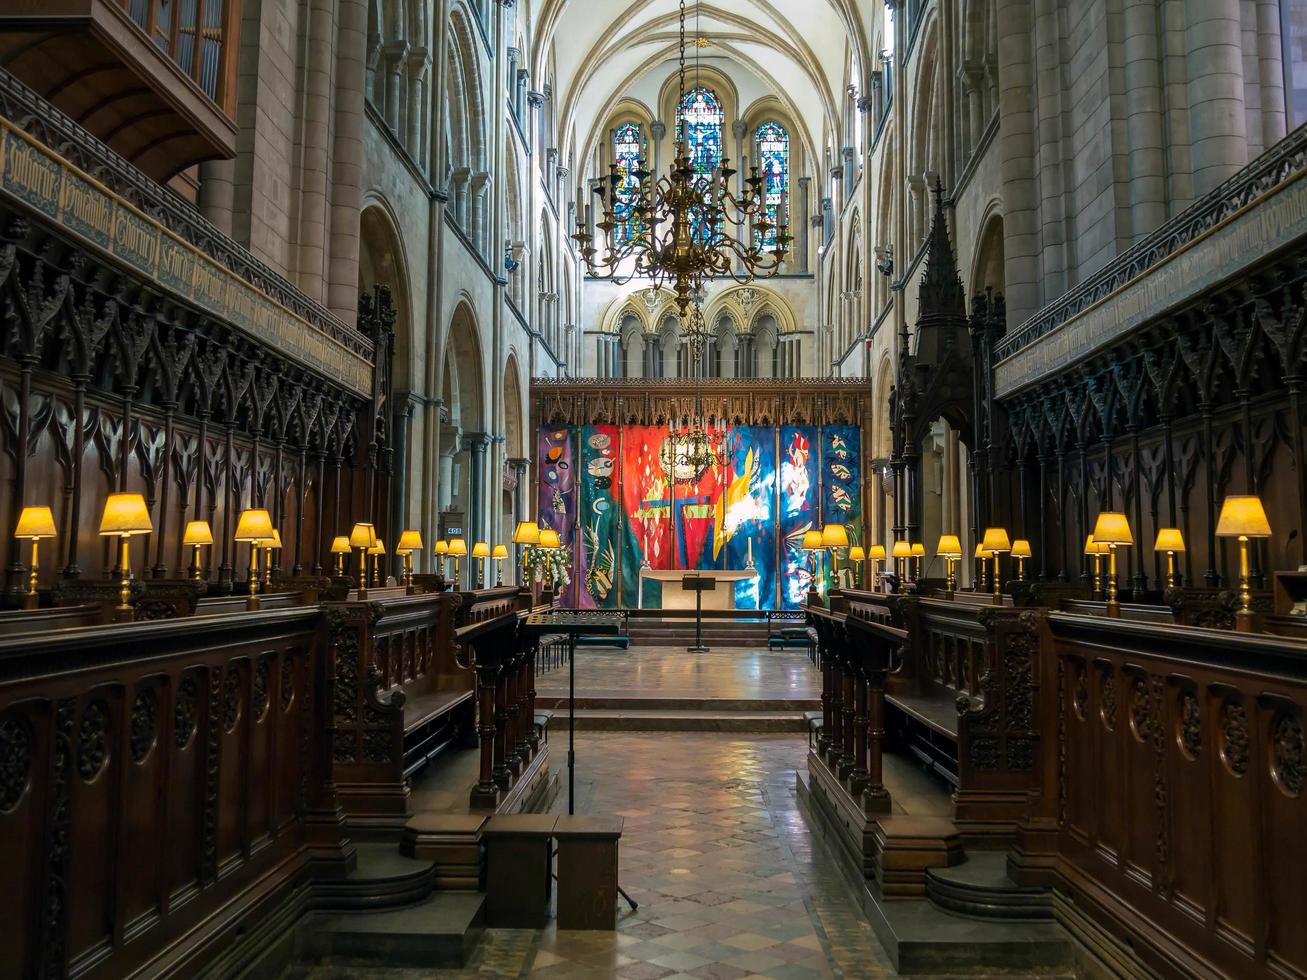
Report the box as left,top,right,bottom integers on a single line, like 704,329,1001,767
521,610,637,911
682,574,717,654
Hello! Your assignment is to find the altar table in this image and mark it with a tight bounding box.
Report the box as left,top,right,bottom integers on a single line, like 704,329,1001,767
637,568,760,610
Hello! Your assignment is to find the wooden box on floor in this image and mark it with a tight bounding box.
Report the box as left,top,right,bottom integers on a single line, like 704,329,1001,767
555,816,624,930
483,815,557,928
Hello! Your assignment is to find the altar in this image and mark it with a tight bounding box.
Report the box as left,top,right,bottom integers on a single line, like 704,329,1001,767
637,568,760,610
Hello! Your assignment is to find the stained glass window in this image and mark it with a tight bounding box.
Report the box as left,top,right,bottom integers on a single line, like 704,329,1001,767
676,87,724,242
754,121,789,249
613,122,644,246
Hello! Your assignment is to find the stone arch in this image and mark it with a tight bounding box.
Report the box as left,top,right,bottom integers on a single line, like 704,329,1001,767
359,200,414,392
960,0,998,158
907,12,942,252
971,207,1005,298
439,299,487,581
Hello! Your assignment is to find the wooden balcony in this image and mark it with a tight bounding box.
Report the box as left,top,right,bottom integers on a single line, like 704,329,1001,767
0,0,238,181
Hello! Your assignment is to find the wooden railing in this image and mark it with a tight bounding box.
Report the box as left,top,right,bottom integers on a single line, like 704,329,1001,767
0,609,352,980
1012,614,1307,980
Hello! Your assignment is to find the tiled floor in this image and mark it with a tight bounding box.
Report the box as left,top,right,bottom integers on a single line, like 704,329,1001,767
536,647,819,702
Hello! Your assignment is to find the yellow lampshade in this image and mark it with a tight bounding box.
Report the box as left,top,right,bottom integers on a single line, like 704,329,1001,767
936,534,962,558
891,540,912,559
910,543,926,558
396,529,424,554
513,520,541,545
447,537,468,556
821,524,849,549
330,535,351,555
99,493,153,536
538,529,560,550
349,521,377,549
1215,495,1272,538
264,529,283,550
848,546,866,561
1011,539,1032,559
1083,534,1108,556
492,544,509,559
801,529,824,550
434,540,449,555
472,541,490,558
1154,528,1185,552
867,544,886,560
981,527,1011,554
15,506,56,540
1091,512,1133,546
368,539,386,556
182,520,213,546
974,542,990,559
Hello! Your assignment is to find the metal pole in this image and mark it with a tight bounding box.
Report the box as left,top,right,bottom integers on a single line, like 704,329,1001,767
568,630,576,815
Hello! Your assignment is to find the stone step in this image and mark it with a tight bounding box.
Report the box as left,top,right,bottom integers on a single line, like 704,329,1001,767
561,708,808,732
296,892,486,970
926,851,1056,920
537,695,821,712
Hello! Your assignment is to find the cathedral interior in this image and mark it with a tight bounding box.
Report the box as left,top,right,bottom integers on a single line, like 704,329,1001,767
0,0,1305,977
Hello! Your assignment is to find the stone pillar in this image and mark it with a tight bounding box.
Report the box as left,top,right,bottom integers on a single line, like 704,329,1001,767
829,166,843,218
842,146,855,188
651,120,667,179
407,47,429,157
471,171,492,255
527,90,544,152
507,457,530,584
439,424,461,513
820,196,833,245
1185,0,1247,194
464,432,491,589
365,32,382,103
797,175,812,273
326,0,368,326
907,174,926,250
382,40,409,133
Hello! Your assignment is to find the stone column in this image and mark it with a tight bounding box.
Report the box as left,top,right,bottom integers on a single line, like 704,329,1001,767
527,90,544,153
906,174,926,251
471,171,492,255
797,175,811,273
438,423,461,513
820,196,833,245
365,32,382,103
842,145,855,188
382,40,409,133
464,432,491,588
829,166,843,218
1185,0,1247,194
406,47,429,157
326,0,368,326
507,457,530,584
651,120,667,180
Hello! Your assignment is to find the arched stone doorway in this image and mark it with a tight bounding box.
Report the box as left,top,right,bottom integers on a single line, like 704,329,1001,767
439,300,486,588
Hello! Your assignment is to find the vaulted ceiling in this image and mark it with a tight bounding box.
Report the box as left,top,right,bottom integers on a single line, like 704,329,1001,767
528,0,875,171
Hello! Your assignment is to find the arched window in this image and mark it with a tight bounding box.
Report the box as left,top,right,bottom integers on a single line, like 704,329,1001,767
612,122,644,245
754,121,789,249
676,87,724,242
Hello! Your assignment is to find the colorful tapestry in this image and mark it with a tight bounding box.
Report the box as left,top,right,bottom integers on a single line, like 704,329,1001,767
720,426,778,609
778,426,820,608
671,428,725,571
577,425,619,608
820,426,862,593
619,426,672,608
537,425,577,603
540,423,859,609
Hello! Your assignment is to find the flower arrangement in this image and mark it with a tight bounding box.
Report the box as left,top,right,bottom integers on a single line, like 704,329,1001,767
524,542,571,588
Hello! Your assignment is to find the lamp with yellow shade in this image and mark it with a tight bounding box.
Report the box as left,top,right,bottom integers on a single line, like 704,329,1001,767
15,506,56,609
447,537,468,586
492,544,508,586
261,528,283,587
822,524,848,589
981,528,1011,603
1011,539,1032,581
848,545,866,589
910,542,926,581
1091,512,1133,616
801,529,825,601
891,539,912,587
433,538,449,579
937,534,962,598
867,543,886,590
367,538,386,588
349,522,377,599
182,520,213,583
99,493,152,618
1153,528,1185,589
974,541,990,591
330,535,351,576
472,541,490,589
513,520,540,585
1216,495,1272,632
1083,535,1109,598
234,508,274,609
538,529,560,549
397,530,424,590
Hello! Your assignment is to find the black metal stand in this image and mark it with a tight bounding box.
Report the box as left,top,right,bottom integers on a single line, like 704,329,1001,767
684,574,716,654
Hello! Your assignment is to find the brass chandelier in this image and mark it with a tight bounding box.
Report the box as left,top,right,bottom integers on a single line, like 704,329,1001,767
664,300,726,477
573,0,793,316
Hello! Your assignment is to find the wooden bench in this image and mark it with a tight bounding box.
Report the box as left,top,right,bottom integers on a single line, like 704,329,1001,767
0,603,102,634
